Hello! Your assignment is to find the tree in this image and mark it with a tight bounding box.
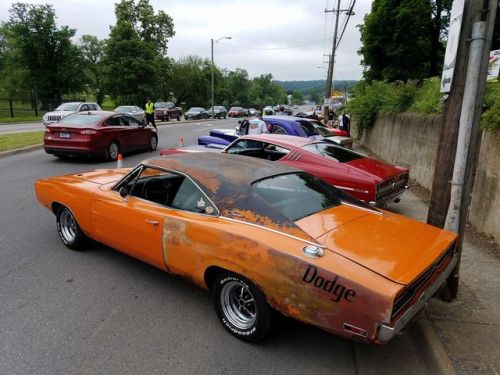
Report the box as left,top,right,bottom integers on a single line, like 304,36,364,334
1,3,84,108
79,35,106,106
224,68,251,106
168,55,212,108
359,0,451,81
103,0,174,105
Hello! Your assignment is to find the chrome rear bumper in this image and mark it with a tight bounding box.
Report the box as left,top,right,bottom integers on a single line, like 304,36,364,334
377,254,458,342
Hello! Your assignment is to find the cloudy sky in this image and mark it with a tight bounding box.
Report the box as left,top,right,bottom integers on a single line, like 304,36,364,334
0,0,372,81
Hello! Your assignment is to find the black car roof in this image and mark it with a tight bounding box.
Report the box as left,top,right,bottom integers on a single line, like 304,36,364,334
143,153,313,241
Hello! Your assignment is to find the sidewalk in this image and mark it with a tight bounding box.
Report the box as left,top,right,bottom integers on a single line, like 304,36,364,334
390,183,500,375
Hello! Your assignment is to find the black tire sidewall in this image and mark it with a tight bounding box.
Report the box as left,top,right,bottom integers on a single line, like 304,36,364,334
213,272,271,342
149,135,158,151
56,206,86,250
107,141,120,161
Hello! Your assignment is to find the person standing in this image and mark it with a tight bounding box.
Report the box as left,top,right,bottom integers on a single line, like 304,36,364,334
145,98,157,129
338,111,351,136
248,113,268,134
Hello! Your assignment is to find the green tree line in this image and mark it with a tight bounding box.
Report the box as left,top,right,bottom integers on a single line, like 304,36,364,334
0,1,288,110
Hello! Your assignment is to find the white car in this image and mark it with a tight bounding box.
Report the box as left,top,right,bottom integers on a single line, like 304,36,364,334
43,102,102,126
263,106,275,115
114,105,145,122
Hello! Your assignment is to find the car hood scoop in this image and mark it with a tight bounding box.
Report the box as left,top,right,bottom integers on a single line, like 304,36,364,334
295,205,456,285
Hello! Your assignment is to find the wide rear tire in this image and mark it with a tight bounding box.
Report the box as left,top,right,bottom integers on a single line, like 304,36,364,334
212,272,271,342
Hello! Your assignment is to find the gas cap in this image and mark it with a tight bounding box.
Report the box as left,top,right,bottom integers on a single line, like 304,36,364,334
302,245,324,258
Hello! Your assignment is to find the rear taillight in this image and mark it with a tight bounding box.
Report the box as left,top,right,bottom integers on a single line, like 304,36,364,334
80,130,98,135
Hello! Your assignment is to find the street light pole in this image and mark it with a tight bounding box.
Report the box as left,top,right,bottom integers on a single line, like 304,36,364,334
211,36,231,119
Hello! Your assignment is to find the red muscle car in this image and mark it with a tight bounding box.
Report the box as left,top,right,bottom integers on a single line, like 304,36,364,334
160,134,409,206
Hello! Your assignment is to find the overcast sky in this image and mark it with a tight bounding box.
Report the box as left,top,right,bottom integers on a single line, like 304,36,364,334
0,0,372,81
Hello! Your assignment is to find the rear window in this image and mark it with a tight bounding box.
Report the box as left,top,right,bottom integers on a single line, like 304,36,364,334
230,107,243,111
252,173,341,221
303,143,364,163
58,113,104,126
189,108,203,112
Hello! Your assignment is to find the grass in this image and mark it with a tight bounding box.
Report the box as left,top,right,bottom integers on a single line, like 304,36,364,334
0,131,44,152
0,115,42,123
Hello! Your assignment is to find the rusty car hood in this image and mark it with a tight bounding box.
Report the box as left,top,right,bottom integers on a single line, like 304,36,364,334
295,205,457,285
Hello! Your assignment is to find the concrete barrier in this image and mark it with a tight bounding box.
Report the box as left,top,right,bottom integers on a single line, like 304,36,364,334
354,112,500,243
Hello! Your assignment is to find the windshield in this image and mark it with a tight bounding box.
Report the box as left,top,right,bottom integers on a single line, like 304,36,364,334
57,113,104,126
189,108,202,113
115,106,133,112
230,107,243,111
252,172,342,221
303,143,365,163
313,125,332,137
155,102,168,108
55,103,80,111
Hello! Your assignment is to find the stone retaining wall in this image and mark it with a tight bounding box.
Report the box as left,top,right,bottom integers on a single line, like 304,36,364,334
354,112,499,243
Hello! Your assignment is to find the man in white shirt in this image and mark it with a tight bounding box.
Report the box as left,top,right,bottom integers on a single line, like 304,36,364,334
248,113,269,134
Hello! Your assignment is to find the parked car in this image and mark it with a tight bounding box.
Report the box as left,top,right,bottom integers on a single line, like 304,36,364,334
198,115,353,149
207,106,227,119
35,153,458,344
43,102,102,126
313,123,350,137
184,107,209,120
246,108,256,116
263,106,275,115
295,111,318,119
114,105,145,122
161,134,408,206
43,111,158,160
293,105,299,109
154,101,182,121
228,107,245,117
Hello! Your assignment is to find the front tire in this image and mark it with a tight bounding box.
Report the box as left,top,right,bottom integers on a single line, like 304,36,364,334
213,272,271,342
149,134,158,151
56,206,87,250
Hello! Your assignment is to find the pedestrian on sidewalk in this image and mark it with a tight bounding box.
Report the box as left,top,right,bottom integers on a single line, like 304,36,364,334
145,98,157,129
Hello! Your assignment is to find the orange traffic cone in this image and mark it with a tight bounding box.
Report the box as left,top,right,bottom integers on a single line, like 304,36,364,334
179,137,184,147
117,153,123,168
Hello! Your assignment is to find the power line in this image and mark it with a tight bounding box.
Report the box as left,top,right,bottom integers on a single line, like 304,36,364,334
218,37,334,51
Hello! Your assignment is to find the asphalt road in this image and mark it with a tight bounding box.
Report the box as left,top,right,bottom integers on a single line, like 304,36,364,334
0,119,429,375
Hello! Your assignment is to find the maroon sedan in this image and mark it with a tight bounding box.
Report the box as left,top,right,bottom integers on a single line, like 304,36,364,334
227,107,245,117
44,111,158,161
160,134,409,206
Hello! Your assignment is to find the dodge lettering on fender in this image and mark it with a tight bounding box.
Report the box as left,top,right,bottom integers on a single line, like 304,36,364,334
34,154,458,343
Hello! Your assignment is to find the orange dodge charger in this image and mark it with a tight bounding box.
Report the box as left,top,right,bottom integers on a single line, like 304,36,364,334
34,154,458,343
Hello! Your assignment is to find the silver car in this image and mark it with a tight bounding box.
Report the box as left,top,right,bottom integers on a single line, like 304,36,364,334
43,102,102,126
114,105,145,122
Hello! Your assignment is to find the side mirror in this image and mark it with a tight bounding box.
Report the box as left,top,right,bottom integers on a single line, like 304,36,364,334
119,186,128,198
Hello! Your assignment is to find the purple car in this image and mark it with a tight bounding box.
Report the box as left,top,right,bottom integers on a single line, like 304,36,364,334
198,116,353,149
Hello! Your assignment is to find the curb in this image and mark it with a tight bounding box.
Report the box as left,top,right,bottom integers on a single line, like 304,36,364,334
410,319,457,375
0,144,43,159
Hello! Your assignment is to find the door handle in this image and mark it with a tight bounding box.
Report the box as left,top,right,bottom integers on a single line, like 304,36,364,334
145,219,159,227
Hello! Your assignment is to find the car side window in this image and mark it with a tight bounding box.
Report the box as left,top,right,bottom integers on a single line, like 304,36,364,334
127,116,141,126
107,116,127,126
89,104,97,111
80,104,90,111
126,167,217,215
271,124,287,134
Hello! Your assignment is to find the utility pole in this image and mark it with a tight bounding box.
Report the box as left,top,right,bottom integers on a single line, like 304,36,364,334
427,0,497,300
325,0,341,100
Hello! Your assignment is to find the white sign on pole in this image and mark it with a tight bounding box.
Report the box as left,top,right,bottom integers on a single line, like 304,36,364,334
487,50,500,80
441,0,466,93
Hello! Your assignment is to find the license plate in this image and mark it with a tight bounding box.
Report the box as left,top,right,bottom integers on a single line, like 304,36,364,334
59,132,70,139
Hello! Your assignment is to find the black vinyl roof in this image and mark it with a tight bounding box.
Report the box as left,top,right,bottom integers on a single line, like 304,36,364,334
144,153,313,241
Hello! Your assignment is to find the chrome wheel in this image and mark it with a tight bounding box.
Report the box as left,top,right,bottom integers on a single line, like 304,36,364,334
59,209,77,243
108,142,119,160
220,281,257,330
